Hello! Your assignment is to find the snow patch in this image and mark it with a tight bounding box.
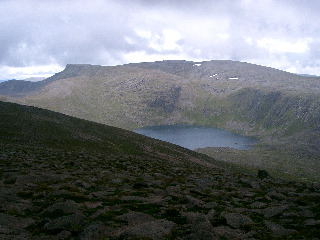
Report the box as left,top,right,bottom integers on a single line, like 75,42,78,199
229,77,239,80
209,73,218,78
193,63,201,67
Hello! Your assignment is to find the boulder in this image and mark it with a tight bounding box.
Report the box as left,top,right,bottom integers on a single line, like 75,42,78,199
78,221,111,240
41,200,81,217
221,212,253,228
120,219,176,240
118,211,156,226
264,220,297,237
213,226,249,240
43,213,85,232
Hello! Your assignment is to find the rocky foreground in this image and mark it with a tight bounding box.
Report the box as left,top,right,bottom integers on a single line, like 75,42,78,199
0,101,320,239
1,144,320,240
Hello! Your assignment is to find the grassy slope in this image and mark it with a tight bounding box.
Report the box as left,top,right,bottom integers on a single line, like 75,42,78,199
1,101,320,239
0,100,203,159
196,145,320,183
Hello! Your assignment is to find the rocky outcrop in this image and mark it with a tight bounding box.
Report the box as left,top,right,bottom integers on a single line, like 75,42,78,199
147,86,181,113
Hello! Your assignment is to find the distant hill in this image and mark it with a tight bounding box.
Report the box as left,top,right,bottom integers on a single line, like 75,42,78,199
0,76,57,97
0,80,8,83
1,100,320,239
0,60,319,181
24,77,46,82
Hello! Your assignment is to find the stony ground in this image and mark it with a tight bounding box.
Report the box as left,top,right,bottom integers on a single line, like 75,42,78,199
1,143,320,240
1,101,320,239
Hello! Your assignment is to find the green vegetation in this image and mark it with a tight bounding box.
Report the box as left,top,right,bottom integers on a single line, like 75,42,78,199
196,144,320,183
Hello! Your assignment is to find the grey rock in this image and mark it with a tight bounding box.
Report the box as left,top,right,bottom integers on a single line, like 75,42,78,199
267,191,286,200
88,206,110,219
91,190,112,198
120,196,147,202
0,225,12,234
0,213,34,233
207,209,217,222
32,235,58,240
202,202,219,209
221,212,253,228
184,195,204,208
75,180,91,189
241,179,260,189
110,178,122,184
304,219,320,226
77,221,110,240
15,173,63,185
184,230,218,240
56,230,72,240
213,226,249,240
166,185,181,194
298,208,315,218
44,213,85,232
282,211,298,218
120,219,176,240
264,220,297,237
184,212,214,233
250,201,267,209
262,205,289,218
41,200,81,216
118,211,156,226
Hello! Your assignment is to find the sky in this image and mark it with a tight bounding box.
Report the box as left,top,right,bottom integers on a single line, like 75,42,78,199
1,0,320,80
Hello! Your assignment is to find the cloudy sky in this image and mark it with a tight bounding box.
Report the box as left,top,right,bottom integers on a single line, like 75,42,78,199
1,0,320,79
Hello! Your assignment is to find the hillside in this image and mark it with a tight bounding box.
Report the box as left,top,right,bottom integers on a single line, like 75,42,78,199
1,101,320,239
0,60,319,181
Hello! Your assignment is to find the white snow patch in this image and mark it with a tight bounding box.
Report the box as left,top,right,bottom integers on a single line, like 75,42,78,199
209,73,218,78
193,63,201,67
229,77,239,80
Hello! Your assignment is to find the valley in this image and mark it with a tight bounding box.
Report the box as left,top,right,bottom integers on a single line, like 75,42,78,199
0,60,319,182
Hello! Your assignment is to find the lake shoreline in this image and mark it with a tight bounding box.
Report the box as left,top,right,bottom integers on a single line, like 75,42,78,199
134,124,258,151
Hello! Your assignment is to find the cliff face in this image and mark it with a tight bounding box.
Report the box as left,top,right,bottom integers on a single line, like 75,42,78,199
229,88,320,131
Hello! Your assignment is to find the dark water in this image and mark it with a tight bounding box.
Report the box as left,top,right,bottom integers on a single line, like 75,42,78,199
134,124,257,150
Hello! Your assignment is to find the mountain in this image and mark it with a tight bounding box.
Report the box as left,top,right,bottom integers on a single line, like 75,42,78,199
1,101,319,239
0,60,319,181
0,64,106,97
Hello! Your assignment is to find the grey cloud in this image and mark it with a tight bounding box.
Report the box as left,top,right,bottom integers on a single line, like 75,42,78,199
1,0,320,77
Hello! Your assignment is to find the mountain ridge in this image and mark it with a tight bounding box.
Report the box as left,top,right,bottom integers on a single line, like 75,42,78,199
1,60,319,98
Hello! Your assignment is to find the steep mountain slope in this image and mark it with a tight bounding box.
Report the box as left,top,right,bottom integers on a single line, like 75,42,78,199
1,60,319,180
1,101,320,239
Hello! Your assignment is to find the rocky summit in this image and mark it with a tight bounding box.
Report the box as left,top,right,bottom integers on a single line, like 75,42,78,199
1,101,320,239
